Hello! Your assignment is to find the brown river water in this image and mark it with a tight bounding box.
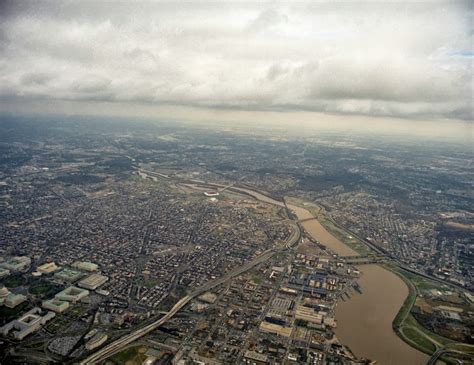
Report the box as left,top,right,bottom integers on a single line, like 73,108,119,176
232,187,428,364
287,204,359,257
334,264,428,364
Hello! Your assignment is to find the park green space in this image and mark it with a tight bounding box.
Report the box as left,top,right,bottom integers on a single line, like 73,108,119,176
389,265,473,363
110,346,148,365
2,275,26,288
0,301,29,320
143,279,160,288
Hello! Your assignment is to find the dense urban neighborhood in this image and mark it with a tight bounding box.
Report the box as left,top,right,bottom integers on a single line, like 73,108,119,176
0,117,472,364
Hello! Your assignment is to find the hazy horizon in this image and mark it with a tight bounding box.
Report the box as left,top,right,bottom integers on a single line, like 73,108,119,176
1,0,472,133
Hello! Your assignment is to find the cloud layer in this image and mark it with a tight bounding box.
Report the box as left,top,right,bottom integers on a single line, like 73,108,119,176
0,1,472,120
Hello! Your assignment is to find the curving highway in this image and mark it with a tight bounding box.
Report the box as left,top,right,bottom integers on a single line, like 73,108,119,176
79,178,301,365
79,185,301,364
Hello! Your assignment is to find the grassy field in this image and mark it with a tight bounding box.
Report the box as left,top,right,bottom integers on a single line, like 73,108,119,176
221,190,249,201
397,269,449,292
3,275,26,288
251,275,263,284
68,305,88,319
317,216,374,256
45,318,68,334
391,268,417,329
386,265,474,361
446,343,474,353
286,197,323,218
143,279,160,288
110,346,148,365
401,326,437,354
0,301,29,320
29,282,56,297
404,314,453,347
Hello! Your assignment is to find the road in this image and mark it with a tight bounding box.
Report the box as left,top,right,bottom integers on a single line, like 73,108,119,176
426,346,473,365
79,180,301,364
140,169,472,293
79,219,300,364
324,213,471,292
79,250,278,364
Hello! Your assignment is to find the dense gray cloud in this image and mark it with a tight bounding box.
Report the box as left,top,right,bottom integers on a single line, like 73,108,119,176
0,1,472,120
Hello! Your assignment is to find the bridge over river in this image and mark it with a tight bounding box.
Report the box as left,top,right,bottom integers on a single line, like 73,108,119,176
342,255,385,265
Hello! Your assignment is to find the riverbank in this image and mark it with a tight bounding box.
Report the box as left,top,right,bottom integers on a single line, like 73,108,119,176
184,182,469,364
389,265,474,364
232,188,428,363
280,199,428,363
229,188,433,362
334,264,429,365
284,198,472,364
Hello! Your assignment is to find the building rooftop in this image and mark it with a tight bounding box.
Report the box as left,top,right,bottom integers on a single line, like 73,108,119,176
0,267,10,278
4,293,27,308
37,262,59,274
55,286,89,303
72,261,98,272
54,268,84,283
0,256,31,272
0,307,55,340
78,273,108,290
42,298,70,313
198,292,217,304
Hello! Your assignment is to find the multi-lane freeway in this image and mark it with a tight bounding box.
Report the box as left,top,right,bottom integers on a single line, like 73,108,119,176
79,184,301,364
79,248,295,364
79,175,472,364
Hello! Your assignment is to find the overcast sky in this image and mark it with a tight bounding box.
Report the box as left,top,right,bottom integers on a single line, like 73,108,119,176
0,1,472,122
